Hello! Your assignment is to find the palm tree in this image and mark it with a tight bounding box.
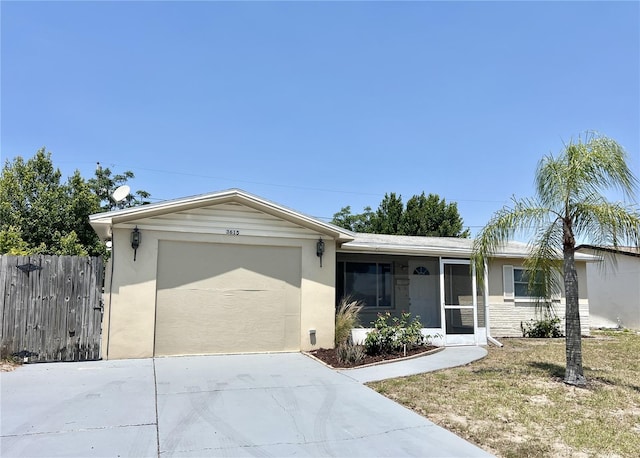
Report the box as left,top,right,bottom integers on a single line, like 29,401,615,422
472,132,640,386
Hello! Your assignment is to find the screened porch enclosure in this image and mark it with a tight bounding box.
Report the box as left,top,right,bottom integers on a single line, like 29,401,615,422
336,253,485,345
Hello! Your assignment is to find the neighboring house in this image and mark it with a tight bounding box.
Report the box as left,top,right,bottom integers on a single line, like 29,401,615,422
577,245,640,330
90,189,593,360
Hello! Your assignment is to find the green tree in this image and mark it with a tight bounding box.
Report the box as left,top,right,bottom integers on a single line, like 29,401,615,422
0,226,30,255
331,205,376,233
0,148,150,256
0,148,95,255
52,231,89,256
472,132,640,386
401,192,470,237
67,170,105,255
332,192,469,237
89,163,151,211
371,192,404,234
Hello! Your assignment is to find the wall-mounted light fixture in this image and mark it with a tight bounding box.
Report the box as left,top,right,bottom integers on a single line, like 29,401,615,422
131,226,141,261
316,238,325,267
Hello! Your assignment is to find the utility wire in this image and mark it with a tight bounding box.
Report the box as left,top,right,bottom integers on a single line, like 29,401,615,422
82,161,508,205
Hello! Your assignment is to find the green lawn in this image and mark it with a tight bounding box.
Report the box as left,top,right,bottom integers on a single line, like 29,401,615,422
369,330,640,458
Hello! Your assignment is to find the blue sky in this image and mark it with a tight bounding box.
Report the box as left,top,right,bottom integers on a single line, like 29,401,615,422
2,1,638,238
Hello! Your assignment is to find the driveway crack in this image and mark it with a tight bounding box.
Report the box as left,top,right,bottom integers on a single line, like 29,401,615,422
156,424,434,455
1,422,158,438
270,391,308,443
152,357,161,458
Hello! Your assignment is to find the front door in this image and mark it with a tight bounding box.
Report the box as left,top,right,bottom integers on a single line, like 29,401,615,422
408,260,439,327
440,259,477,345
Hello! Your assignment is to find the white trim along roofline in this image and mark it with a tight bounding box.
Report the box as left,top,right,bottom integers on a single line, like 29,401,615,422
576,244,640,259
339,233,598,261
89,188,599,261
89,188,355,242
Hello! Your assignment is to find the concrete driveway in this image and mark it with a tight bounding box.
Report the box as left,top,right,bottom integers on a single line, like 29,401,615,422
1,353,492,457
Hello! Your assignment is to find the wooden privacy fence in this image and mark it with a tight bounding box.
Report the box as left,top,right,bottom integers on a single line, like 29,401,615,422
0,255,104,362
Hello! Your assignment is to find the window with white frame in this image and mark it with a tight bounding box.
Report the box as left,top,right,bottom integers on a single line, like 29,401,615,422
514,268,543,298
340,261,392,307
503,265,553,300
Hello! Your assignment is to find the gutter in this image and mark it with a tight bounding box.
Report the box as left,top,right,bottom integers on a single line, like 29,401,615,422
484,259,503,347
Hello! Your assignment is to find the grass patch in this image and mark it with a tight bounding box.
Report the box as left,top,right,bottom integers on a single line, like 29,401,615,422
369,330,640,457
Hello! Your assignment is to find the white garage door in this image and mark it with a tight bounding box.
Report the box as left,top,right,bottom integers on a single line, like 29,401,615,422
154,241,301,356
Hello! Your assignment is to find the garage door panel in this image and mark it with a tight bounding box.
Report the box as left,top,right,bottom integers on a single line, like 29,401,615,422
177,269,292,293
155,290,295,355
158,243,300,290
155,241,301,356
282,313,300,349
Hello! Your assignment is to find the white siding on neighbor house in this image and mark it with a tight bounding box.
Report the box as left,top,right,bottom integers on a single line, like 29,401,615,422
586,253,640,329
487,259,590,337
133,203,322,240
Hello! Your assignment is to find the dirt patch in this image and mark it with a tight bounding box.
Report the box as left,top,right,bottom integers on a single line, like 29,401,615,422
528,394,554,406
0,360,20,372
308,345,438,369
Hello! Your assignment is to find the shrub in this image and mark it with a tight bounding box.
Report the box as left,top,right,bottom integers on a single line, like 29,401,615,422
336,342,366,365
364,312,425,355
521,316,564,338
335,296,363,346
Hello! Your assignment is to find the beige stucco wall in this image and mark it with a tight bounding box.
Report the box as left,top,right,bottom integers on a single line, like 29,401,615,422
101,207,336,359
486,258,590,337
586,254,640,329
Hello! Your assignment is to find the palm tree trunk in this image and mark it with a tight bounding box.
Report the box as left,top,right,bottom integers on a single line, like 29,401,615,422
563,247,586,386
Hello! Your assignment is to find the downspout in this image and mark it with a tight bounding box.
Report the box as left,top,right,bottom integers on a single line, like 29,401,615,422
105,227,115,359
484,259,503,347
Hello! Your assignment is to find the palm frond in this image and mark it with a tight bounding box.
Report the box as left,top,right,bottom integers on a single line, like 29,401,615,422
566,133,637,204
523,220,564,315
573,200,640,248
537,132,638,217
472,198,551,284
536,153,568,212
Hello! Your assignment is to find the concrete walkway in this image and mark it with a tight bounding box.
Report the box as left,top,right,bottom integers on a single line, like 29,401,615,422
1,349,492,457
338,345,488,383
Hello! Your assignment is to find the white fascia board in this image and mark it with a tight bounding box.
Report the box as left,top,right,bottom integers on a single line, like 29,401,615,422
478,251,597,262
339,242,597,262
338,243,473,257
89,189,354,242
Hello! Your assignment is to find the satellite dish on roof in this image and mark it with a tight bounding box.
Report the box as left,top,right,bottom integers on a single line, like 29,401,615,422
111,185,130,203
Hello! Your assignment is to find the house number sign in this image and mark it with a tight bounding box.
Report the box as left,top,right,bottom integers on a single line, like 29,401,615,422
226,229,240,236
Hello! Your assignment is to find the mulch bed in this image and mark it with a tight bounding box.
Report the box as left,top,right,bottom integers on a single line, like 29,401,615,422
309,345,438,369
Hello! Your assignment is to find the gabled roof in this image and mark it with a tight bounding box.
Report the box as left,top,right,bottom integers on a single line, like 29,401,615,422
89,188,355,242
341,232,597,261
